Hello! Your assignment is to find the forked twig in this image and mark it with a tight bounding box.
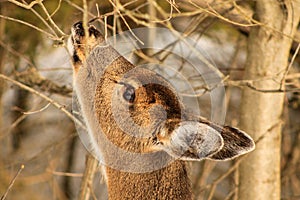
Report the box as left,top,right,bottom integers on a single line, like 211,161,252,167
109,0,144,45
7,0,40,9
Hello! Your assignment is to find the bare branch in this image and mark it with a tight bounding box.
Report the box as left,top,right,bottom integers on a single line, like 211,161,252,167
64,0,114,30
226,80,300,93
185,0,258,27
280,43,300,90
78,154,99,200
48,170,83,178
22,103,51,115
37,1,66,36
7,0,41,9
14,67,72,96
109,0,144,45
0,73,85,130
49,0,62,18
0,14,56,39
0,40,34,66
24,2,58,37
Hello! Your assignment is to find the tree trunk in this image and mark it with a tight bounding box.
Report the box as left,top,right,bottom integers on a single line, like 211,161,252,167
238,1,300,200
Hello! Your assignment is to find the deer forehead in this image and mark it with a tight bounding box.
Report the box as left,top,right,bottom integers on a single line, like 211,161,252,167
120,68,172,87
111,68,179,102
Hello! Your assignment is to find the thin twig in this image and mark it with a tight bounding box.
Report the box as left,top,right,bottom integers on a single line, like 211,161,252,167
224,188,237,200
38,1,66,36
78,154,99,200
0,40,34,67
48,170,83,178
0,73,85,130
280,43,300,90
186,0,259,27
0,165,25,200
0,15,56,39
151,0,173,23
204,120,282,198
20,0,57,36
109,0,144,45
181,76,300,98
49,0,62,17
64,0,113,30
7,0,40,9
22,103,51,115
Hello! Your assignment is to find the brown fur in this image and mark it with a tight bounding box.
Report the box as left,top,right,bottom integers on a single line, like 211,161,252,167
106,161,192,200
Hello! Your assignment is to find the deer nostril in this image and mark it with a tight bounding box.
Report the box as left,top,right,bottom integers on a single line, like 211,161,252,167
72,53,81,63
74,21,83,30
72,22,85,38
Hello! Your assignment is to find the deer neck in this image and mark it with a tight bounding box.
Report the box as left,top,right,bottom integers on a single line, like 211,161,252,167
105,160,192,200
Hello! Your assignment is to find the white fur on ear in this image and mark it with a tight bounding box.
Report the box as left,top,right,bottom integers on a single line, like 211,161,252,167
161,121,224,161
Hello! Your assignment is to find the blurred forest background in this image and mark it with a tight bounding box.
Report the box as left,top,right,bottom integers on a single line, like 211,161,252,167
0,0,299,200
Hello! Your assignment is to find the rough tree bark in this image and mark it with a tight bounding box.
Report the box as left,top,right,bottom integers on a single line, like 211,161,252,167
238,1,300,200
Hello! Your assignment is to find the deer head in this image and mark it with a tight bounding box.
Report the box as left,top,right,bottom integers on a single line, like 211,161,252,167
69,22,255,199
69,21,255,199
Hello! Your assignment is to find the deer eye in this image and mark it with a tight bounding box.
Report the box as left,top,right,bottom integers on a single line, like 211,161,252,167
122,85,135,103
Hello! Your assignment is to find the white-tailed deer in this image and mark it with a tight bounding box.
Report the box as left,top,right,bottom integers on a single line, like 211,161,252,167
69,21,255,200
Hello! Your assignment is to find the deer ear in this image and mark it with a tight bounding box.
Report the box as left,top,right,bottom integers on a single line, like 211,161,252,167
159,121,224,161
158,121,255,161
208,126,255,160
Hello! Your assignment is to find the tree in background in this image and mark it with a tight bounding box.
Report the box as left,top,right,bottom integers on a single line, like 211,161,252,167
239,1,300,200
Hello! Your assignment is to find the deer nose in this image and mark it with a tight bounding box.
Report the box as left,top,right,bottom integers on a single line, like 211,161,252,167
73,21,83,31
72,21,84,37
72,21,101,39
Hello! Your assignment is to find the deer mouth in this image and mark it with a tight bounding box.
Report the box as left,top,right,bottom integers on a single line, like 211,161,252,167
68,21,104,66
71,21,102,44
